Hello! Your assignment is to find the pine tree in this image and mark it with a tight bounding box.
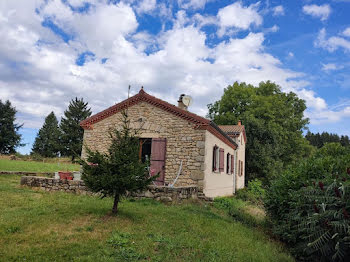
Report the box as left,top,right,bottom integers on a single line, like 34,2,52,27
32,112,61,157
0,100,23,154
60,98,91,161
79,111,156,214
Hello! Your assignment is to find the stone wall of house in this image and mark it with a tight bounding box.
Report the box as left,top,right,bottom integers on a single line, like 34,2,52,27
20,176,212,201
81,102,206,188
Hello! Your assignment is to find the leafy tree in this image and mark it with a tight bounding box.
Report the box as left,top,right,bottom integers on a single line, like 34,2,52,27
79,111,156,214
0,100,23,154
264,143,350,261
32,112,61,157
207,81,312,182
60,97,91,161
306,131,350,148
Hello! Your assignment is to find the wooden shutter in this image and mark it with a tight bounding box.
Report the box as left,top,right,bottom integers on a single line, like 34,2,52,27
226,153,230,174
231,154,234,174
150,138,166,185
219,148,224,172
241,161,243,176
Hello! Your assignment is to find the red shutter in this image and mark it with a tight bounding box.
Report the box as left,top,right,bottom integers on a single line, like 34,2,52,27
231,154,234,173
150,138,166,185
219,148,224,172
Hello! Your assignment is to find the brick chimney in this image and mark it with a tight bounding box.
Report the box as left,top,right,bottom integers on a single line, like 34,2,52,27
238,120,241,126
178,94,188,110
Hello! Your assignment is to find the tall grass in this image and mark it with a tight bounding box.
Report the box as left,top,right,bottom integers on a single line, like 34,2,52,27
0,159,80,172
0,175,294,262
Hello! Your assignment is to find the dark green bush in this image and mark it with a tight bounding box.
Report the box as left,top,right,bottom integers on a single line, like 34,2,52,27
264,143,350,261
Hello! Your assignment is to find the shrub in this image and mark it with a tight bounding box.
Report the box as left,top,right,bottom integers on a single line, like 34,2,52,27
236,179,265,205
264,143,350,261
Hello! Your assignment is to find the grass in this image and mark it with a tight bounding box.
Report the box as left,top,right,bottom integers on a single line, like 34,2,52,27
0,159,80,172
0,175,294,262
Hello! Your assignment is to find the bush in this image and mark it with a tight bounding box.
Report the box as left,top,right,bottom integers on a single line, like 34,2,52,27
236,179,265,205
264,143,350,261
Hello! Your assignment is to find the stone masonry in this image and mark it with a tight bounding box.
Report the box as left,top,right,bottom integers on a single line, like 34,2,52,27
20,176,212,201
81,102,206,188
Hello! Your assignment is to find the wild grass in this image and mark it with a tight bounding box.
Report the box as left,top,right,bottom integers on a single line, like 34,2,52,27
0,159,80,172
0,175,294,262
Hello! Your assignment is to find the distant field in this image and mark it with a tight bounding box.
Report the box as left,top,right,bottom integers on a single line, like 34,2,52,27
0,175,294,262
0,159,80,172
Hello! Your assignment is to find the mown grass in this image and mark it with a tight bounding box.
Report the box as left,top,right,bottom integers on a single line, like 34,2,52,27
0,175,294,262
0,159,80,172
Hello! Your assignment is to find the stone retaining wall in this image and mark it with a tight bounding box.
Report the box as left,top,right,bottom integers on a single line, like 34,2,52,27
20,176,213,202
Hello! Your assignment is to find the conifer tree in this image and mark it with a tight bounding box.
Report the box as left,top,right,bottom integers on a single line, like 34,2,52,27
80,111,156,214
32,112,61,157
60,98,91,161
0,100,23,154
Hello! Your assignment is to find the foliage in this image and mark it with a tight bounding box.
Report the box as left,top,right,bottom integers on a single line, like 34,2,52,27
0,175,294,262
264,143,350,261
306,131,350,148
207,81,312,182
236,179,266,205
31,112,61,158
80,111,156,214
0,100,23,154
60,97,91,161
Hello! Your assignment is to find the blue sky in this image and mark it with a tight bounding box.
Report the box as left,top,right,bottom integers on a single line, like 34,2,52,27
0,0,350,154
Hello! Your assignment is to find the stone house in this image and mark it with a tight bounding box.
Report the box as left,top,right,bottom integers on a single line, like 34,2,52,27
80,88,246,198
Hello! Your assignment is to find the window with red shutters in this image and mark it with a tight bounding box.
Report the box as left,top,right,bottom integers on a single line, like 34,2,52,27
212,145,218,172
226,153,230,174
231,154,234,174
219,148,224,172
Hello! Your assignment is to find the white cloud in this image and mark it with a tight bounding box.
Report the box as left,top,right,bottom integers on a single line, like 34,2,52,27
272,5,284,16
302,4,331,21
0,0,347,131
321,63,343,71
316,28,350,52
178,0,211,10
136,0,157,14
342,27,350,37
217,1,262,36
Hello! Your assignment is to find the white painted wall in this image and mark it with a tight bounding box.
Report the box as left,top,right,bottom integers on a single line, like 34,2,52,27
203,130,236,198
233,133,245,190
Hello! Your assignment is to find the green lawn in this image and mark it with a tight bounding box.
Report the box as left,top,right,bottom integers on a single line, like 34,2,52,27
0,175,293,262
0,159,80,172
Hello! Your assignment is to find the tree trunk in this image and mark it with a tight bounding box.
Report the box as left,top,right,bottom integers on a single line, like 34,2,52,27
112,194,119,214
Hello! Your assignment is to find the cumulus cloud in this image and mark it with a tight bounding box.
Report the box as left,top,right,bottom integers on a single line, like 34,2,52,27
272,5,284,16
0,0,347,131
302,4,331,21
217,1,262,36
315,28,350,52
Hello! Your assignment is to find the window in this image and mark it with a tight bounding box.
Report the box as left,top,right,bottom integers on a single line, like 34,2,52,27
219,148,224,172
139,138,152,163
226,153,231,174
238,160,243,176
212,146,219,172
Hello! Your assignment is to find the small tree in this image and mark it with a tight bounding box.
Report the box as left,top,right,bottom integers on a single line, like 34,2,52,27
32,112,61,157
0,100,23,154
79,111,156,214
60,97,92,161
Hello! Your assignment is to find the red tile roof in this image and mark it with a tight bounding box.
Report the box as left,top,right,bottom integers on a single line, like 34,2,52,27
218,125,247,143
80,88,237,149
